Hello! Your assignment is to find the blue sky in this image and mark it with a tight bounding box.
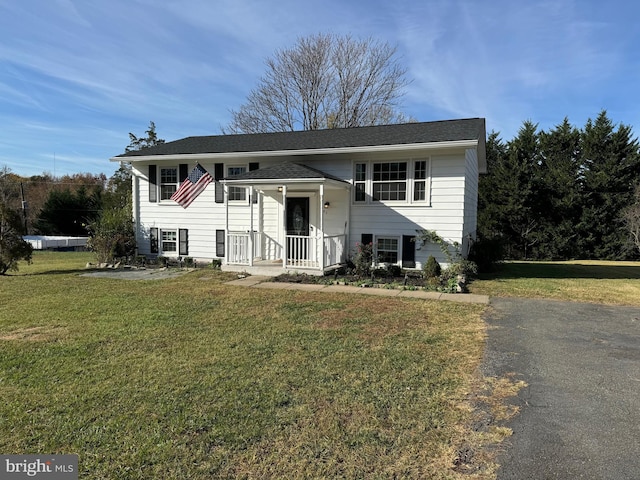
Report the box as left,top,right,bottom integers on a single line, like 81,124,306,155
1,0,639,177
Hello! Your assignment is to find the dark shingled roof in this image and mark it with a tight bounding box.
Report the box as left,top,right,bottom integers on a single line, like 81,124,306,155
116,118,485,158
223,163,347,183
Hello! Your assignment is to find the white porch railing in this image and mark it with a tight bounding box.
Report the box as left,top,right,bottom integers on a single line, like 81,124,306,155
286,235,318,269
227,232,251,265
323,234,346,268
227,232,346,270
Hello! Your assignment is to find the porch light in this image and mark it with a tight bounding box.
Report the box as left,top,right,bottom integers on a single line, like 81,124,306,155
324,201,330,209
277,186,283,192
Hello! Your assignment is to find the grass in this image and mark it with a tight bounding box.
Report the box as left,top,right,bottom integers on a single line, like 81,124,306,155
0,252,499,479
469,260,640,306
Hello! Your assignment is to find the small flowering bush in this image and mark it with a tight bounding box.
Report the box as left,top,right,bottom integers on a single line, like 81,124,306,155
352,241,374,277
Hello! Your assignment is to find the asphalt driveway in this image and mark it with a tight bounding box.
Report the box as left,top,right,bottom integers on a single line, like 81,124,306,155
484,298,640,479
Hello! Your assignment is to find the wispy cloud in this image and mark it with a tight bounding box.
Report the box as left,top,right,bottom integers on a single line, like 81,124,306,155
0,0,638,176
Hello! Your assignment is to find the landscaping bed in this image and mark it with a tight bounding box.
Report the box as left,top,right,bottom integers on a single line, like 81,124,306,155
271,268,469,292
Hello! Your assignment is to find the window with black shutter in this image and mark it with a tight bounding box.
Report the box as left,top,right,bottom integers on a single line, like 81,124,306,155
179,164,188,183
249,163,259,204
148,165,157,203
214,163,224,203
402,235,416,268
150,227,158,253
179,229,188,256
216,230,225,257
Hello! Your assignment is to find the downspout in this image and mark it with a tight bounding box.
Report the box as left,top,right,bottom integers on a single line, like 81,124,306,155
282,185,287,270
249,187,254,266
346,186,351,265
319,183,325,270
129,162,139,257
224,183,229,265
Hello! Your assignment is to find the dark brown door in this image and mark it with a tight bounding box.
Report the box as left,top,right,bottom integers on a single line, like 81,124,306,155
286,197,310,261
286,197,309,236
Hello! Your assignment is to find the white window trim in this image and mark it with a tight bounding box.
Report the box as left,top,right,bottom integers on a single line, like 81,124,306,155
227,164,248,203
160,229,178,255
159,166,179,203
352,158,431,206
374,235,400,265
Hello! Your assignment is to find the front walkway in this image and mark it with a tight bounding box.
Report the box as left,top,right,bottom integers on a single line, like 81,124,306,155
225,275,490,304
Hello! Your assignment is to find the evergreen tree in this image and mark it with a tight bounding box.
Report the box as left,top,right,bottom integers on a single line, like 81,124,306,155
578,111,640,259
34,186,102,236
536,118,582,259
0,200,33,274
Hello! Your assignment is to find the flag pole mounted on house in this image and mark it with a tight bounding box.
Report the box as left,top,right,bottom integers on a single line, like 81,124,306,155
171,164,213,208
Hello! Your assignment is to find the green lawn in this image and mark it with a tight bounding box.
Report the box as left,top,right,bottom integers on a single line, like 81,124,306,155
469,260,640,306
0,252,497,479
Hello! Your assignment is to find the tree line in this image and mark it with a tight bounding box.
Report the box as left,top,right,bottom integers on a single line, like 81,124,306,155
477,110,640,261
0,122,162,273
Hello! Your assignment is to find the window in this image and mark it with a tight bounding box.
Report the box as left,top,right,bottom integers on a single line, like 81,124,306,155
227,166,247,201
376,237,399,264
161,230,177,252
354,163,367,202
414,160,427,201
353,159,429,204
160,167,178,200
373,162,407,201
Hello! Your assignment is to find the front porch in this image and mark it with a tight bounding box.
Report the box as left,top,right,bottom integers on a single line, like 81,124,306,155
221,162,351,275
223,231,347,276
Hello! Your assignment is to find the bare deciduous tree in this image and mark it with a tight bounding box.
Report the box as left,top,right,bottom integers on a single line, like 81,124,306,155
623,184,640,254
225,33,411,133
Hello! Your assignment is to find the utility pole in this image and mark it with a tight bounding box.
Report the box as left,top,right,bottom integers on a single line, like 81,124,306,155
20,182,28,234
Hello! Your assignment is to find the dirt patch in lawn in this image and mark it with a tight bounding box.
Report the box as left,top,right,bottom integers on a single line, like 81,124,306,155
81,267,193,281
0,325,67,342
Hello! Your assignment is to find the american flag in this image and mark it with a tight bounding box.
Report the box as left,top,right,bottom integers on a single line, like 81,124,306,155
170,164,213,208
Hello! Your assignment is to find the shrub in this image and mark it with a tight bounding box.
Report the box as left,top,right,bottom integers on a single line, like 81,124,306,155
469,235,504,272
386,264,402,277
0,201,33,274
423,255,441,278
86,207,135,264
352,242,374,277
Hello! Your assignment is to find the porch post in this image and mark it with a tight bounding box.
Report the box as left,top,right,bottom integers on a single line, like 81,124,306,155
345,186,351,264
224,183,229,264
249,186,254,267
319,183,325,270
282,185,287,269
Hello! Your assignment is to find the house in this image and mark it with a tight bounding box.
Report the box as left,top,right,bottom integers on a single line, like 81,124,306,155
111,118,487,275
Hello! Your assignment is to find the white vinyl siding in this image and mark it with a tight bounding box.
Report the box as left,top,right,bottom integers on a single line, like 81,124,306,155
349,154,466,268
132,146,477,268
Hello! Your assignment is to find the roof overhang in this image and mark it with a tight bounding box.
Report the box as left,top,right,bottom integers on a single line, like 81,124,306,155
222,177,349,189
109,139,480,163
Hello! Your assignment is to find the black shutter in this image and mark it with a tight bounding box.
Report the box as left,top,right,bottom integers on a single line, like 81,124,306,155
360,233,373,265
402,235,416,268
179,229,188,256
179,164,189,182
148,165,157,203
150,227,158,254
216,230,225,257
249,163,259,203
215,163,224,203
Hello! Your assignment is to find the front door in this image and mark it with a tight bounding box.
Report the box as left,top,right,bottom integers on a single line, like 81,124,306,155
286,197,310,261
